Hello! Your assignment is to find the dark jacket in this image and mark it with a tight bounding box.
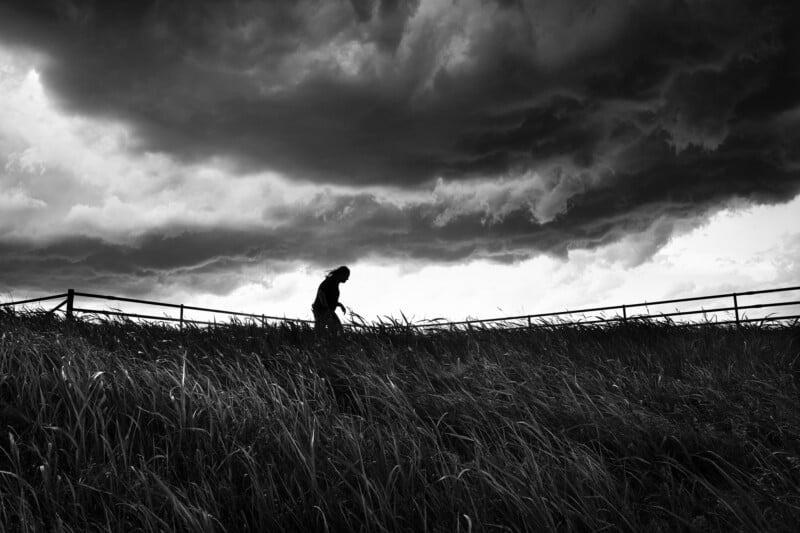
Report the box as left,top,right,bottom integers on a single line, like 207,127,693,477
312,277,340,312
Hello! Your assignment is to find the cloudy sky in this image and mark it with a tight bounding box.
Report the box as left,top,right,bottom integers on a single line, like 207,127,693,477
1,0,799,323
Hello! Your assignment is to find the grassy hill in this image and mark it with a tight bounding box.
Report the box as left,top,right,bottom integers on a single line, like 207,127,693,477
1,311,799,532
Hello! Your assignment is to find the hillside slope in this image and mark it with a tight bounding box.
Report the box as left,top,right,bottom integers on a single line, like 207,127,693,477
1,312,799,532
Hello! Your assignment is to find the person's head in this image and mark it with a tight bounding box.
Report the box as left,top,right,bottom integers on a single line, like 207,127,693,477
327,265,350,283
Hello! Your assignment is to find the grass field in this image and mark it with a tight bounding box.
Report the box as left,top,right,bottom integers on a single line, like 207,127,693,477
0,311,798,532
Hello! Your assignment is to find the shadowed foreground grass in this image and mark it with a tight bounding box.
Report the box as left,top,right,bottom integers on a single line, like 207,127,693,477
0,311,799,532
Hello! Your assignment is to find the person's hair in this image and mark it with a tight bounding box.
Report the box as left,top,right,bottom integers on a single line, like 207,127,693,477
326,265,350,279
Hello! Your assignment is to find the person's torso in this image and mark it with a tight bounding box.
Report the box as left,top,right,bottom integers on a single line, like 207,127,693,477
314,277,339,309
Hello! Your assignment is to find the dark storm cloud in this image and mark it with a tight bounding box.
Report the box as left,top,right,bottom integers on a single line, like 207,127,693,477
1,0,797,184
1,0,800,294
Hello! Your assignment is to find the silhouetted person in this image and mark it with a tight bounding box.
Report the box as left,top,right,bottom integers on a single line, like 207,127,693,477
312,266,350,334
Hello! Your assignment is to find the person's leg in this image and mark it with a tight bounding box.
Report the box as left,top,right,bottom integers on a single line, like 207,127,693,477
329,311,342,335
313,309,326,333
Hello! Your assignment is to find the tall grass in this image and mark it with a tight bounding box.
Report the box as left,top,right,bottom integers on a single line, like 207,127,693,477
1,310,798,532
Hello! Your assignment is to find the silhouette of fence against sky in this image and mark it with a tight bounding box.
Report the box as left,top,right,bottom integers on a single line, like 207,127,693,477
2,286,799,330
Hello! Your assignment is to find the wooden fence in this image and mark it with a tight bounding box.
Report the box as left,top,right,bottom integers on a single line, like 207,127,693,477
1,286,799,330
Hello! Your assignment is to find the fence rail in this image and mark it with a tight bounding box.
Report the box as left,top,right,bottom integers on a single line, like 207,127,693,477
0,290,312,328
1,286,799,330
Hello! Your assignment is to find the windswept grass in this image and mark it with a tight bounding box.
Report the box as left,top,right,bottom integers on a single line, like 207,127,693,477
1,310,798,532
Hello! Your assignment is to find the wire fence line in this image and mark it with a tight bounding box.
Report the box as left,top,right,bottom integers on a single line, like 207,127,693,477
1,286,799,331
0,290,313,329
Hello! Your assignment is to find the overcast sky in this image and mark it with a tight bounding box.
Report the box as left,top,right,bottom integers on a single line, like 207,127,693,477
1,0,799,323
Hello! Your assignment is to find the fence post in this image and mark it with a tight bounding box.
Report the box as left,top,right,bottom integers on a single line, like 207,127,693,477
527,316,532,329
733,293,740,326
179,304,184,331
66,289,74,321
622,304,627,324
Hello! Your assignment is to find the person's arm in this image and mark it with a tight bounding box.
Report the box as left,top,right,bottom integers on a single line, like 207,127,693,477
337,302,346,314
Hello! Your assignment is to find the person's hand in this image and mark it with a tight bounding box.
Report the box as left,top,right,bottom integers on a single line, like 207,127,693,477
339,303,347,314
